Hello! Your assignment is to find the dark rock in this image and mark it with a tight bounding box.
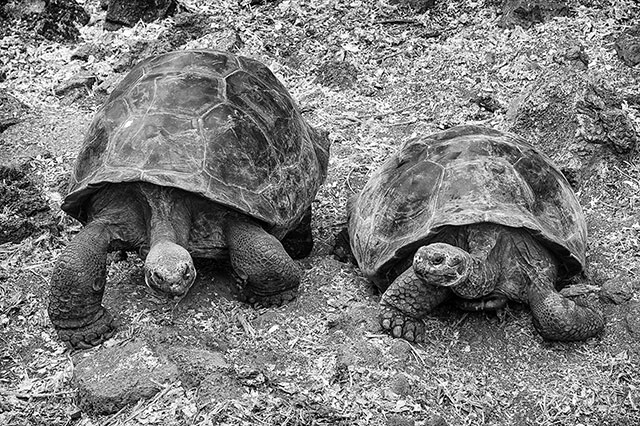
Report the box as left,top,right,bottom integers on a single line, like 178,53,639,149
498,0,572,29
508,73,639,186
0,162,56,244
104,0,177,31
73,340,180,414
563,44,589,69
1,0,89,42
576,83,639,154
387,415,415,426
626,303,640,337
162,12,211,48
389,372,412,397
315,61,359,90
600,276,634,305
470,93,504,113
54,72,97,97
154,345,229,389
615,25,640,67
424,414,449,426
0,90,29,133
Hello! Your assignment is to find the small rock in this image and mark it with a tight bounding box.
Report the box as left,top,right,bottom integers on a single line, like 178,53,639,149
105,0,177,31
73,340,180,414
314,61,359,90
425,414,449,426
387,414,415,426
564,45,589,69
626,304,640,337
498,0,572,29
576,82,639,154
600,277,634,305
389,372,412,397
615,25,640,67
54,73,98,96
0,89,29,133
155,345,228,388
71,43,105,61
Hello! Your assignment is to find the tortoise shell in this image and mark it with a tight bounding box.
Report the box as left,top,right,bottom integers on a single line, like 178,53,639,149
62,50,330,236
349,125,587,289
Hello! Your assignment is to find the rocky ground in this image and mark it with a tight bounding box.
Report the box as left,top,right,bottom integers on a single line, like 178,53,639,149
0,0,639,425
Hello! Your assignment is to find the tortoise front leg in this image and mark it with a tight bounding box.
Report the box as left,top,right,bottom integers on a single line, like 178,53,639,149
48,221,115,349
225,216,302,306
379,267,451,343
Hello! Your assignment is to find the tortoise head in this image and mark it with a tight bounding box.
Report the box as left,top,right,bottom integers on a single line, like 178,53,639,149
413,243,470,288
144,241,197,297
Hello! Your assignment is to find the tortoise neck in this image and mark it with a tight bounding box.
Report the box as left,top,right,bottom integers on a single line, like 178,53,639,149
140,184,192,248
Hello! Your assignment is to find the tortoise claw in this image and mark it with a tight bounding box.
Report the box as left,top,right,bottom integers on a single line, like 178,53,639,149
379,305,425,343
53,308,117,350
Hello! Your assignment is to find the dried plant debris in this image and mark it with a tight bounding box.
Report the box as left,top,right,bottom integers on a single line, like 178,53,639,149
1,0,639,425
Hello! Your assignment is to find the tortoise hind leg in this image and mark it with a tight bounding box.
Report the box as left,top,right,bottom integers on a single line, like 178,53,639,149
380,267,451,343
225,216,302,306
529,286,604,341
49,221,115,349
280,206,314,259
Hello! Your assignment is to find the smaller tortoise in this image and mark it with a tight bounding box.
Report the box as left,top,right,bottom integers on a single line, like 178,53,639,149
49,50,330,348
347,125,603,342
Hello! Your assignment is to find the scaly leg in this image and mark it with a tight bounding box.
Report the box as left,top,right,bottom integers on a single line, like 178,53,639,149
379,267,451,343
225,216,302,306
48,220,115,349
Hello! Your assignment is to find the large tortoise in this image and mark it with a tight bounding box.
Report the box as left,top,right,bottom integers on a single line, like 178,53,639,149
348,125,603,342
49,50,330,348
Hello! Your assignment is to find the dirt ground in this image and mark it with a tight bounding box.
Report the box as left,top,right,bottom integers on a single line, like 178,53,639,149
1,0,639,425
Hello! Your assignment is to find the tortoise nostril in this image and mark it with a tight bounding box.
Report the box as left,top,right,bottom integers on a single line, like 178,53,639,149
450,257,462,266
430,254,445,265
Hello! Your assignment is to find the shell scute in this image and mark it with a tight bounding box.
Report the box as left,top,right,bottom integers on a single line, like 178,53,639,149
201,103,274,188
350,125,586,285
63,50,329,235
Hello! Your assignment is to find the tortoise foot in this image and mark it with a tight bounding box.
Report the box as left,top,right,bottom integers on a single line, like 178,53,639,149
52,308,116,349
379,305,425,343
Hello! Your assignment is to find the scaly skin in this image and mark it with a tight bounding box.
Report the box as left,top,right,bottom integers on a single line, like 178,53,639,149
49,182,308,348
379,223,604,343
141,185,196,296
225,214,303,306
379,267,450,342
48,220,116,349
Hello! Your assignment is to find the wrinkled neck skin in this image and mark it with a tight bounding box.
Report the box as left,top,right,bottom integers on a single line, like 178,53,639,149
140,184,191,247
455,223,558,302
140,183,197,297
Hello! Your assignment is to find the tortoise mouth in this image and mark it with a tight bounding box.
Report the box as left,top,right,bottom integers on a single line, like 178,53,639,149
143,241,197,297
144,266,197,297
